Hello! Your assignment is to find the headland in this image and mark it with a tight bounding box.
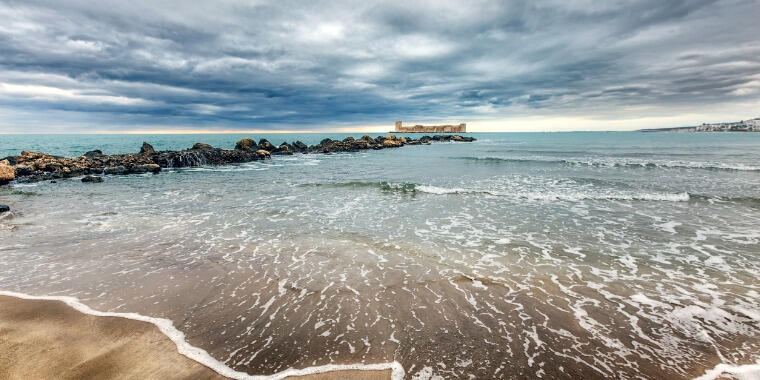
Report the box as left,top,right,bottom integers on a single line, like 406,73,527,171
640,117,760,132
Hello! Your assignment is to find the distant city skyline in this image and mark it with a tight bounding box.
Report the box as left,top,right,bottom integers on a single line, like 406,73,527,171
0,0,759,133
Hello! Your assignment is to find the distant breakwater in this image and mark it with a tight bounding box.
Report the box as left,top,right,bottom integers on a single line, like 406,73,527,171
0,134,475,185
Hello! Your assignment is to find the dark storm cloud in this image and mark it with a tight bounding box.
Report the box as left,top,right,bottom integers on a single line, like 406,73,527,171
0,0,758,131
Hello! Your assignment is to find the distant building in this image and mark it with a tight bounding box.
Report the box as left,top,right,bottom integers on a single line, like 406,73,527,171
393,120,466,133
696,117,760,132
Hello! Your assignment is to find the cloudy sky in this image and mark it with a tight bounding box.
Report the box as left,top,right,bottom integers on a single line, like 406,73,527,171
0,0,759,133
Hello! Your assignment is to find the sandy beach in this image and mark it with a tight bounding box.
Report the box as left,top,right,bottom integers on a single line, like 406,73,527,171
0,295,390,380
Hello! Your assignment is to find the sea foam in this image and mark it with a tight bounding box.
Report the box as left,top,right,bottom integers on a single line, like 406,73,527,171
0,290,405,380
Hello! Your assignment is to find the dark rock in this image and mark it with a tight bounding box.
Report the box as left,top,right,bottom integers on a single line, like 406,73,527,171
273,142,293,155
192,143,215,150
235,138,257,151
81,175,103,183
258,139,275,151
0,205,9,213
292,141,308,152
83,149,103,158
131,164,161,173
140,142,156,155
1,156,16,166
453,135,475,142
50,180,57,183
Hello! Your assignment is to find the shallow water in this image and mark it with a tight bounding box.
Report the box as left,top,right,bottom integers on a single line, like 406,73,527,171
1,132,759,379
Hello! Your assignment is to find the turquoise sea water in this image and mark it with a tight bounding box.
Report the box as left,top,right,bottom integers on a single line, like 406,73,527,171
1,132,759,379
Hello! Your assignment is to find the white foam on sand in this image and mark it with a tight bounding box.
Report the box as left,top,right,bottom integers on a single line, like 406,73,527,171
0,290,405,380
694,361,760,380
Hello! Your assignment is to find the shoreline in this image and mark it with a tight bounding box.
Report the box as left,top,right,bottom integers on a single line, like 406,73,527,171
1,290,757,380
0,290,400,380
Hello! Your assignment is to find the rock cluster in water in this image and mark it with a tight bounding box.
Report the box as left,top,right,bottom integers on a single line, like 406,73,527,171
0,134,474,184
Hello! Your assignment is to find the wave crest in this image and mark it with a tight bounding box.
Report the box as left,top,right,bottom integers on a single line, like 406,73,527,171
301,181,690,202
456,156,760,172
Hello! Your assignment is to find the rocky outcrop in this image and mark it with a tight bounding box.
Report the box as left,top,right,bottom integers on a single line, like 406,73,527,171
292,141,308,152
234,138,257,151
0,134,475,184
81,175,103,183
0,205,9,213
275,142,293,155
139,142,156,155
258,139,275,152
0,159,14,185
83,150,103,159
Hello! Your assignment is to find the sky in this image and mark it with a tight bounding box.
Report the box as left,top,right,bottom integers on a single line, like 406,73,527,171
0,0,759,133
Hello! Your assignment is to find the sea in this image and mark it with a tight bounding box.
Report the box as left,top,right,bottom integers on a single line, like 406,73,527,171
1,132,759,379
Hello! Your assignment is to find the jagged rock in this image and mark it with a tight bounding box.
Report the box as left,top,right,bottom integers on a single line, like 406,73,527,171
292,141,308,152
83,150,103,159
235,138,257,151
140,142,156,155
0,159,14,185
0,205,9,213
256,150,271,159
274,143,293,155
192,143,215,150
81,175,103,183
258,139,275,151
383,139,403,148
13,165,34,177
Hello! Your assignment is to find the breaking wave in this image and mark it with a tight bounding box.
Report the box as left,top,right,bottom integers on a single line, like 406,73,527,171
455,156,760,171
301,181,691,202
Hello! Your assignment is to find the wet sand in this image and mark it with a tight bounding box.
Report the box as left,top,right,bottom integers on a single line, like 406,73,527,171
0,295,390,380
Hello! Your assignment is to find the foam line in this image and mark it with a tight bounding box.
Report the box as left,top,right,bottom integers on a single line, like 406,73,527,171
0,290,405,380
693,361,760,380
